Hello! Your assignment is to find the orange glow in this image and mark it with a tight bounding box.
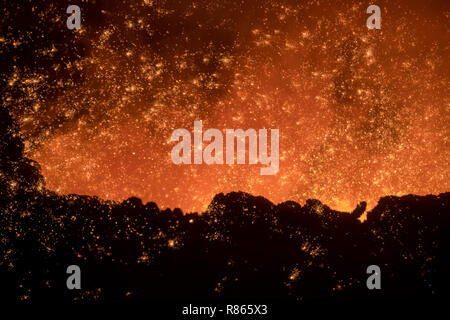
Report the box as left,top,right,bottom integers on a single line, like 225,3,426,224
25,1,448,212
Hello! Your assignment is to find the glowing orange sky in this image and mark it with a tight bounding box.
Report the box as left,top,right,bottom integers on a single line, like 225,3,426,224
13,0,449,212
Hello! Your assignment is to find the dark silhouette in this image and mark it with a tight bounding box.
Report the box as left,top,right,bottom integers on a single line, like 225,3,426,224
1,106,449,302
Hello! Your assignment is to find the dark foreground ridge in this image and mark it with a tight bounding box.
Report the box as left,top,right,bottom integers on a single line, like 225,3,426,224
1,106,450,302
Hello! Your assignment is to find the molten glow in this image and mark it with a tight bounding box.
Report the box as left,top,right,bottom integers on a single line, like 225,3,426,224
18,1,448,212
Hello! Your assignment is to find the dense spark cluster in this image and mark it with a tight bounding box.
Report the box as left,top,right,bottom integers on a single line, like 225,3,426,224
2,0,449,212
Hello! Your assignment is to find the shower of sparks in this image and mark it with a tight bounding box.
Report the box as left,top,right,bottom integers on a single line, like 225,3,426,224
2,0,449,213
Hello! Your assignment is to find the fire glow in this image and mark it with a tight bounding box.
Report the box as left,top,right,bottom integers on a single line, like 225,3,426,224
5,0,446,213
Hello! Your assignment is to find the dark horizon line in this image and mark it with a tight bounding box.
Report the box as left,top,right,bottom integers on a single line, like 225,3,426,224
43,188,450,216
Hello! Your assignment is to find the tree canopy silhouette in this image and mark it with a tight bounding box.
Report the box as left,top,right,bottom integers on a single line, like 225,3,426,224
0,106,449,302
